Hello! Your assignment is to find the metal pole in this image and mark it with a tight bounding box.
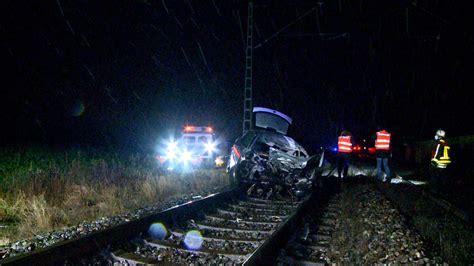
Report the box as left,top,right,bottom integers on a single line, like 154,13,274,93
243,2,253,135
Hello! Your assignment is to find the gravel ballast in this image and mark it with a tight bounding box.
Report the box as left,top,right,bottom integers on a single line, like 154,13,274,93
325,183,439,264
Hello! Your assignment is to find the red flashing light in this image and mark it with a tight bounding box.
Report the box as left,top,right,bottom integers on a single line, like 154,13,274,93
206,127,213,133
184,126,194,132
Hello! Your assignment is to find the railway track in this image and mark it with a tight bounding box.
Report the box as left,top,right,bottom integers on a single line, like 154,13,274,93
10,175,453,264
7,174,463,265
0,190,236,265
375,178,474,264
0,183,331,265
375,178,471,225
277,192,341,265
110,195,302,265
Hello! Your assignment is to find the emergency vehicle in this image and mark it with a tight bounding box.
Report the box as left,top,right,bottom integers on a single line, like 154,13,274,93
157,126,222,170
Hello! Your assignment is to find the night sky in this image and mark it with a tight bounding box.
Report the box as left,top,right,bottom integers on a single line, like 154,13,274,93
2,0,473,152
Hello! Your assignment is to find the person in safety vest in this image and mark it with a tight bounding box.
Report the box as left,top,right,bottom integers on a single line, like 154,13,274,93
337,130,354,180
374,127,391,182
430,129,451,195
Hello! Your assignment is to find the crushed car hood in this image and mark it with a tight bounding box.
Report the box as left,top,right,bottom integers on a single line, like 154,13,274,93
228,108,324,200
233,130,323,200
269,147,308,170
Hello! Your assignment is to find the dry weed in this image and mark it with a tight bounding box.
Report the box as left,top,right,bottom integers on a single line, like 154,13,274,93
15,194,64,238
1,151,230,244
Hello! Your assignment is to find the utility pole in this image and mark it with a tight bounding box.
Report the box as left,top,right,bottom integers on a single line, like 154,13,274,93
242,2,253,135
240,2,344,135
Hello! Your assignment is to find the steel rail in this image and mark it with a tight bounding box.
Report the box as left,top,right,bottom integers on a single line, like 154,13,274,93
403,178,470,224
243,188,319,264
0,189,241,266
377,178,471,226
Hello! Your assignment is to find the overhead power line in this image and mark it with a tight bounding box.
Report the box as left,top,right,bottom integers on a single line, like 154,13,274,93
410,1,449,25
279,33,348,41
254,6,318,49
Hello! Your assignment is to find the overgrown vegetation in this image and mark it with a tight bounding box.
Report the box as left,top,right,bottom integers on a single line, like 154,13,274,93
0,146,230,245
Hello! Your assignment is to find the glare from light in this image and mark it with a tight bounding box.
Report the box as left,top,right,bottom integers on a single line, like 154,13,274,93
204,142,216,154
181,150,192,162
71,100,85,117
148,223,167,240
165,140,178,160
183,230,203,250
166,149,177,160
167,140,178,150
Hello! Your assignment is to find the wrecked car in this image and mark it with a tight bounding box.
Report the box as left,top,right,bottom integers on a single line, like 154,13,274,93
227,107,324,200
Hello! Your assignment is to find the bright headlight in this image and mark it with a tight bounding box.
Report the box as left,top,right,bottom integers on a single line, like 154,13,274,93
181,150,192,162
167,141,178,151
166,149,177,160
204,142,216,153
165,141,178,160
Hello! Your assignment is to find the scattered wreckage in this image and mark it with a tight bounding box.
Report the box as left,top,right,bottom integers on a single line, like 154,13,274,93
227,107,324,200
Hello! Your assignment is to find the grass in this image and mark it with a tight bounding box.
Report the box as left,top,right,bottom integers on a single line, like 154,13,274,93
0,146,231,245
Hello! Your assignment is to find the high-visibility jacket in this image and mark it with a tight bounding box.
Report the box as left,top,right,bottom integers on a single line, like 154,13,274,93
431,139,451,168
338,136,352,153
375,130,391,150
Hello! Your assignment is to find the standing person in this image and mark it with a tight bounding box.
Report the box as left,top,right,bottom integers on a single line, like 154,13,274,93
374,127,391,182
337,130,353,180
430,129,451,195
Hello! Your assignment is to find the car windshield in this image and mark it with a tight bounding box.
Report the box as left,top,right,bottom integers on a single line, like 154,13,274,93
182,136,195,144
198,136,209,143
257,131,308,157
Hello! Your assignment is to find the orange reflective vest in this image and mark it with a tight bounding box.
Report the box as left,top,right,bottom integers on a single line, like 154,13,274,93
375,130,391,150
338,136,352,153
